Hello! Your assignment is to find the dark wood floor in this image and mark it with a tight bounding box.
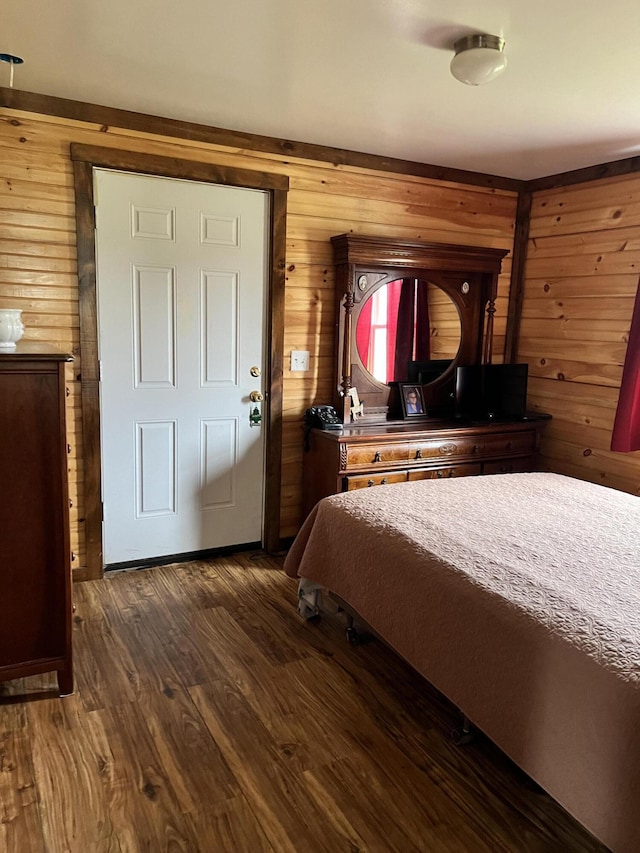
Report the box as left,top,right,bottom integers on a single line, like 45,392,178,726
0,553,608,852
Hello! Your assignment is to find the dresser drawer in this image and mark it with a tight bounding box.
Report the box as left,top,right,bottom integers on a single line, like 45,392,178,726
344,471,408,491
408,463,482,481
304,420,546,517
482,431,536,458
483,457,534,475
344,436,482,471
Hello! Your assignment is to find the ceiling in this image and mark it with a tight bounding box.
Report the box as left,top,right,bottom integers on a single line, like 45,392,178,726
5,0,640,181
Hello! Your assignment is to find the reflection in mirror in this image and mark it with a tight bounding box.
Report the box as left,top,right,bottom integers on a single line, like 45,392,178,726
355,279,461,384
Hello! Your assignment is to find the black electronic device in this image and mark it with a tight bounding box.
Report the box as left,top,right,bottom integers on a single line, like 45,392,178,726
407,359,452,385
304,405,343,430
455,363,528,422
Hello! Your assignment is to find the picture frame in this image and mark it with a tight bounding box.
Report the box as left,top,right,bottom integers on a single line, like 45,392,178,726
399,383,426,418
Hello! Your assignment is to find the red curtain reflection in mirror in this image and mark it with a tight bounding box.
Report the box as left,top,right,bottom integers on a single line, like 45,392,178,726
611,278,640,451
356,279,430,383
393,279,431,379
386,281,402,380
356,297,373,374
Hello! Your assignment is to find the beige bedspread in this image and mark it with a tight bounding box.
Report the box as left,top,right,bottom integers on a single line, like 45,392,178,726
284,473,640,853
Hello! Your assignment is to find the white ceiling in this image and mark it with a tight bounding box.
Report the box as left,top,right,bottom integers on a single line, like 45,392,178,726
5,0,640,181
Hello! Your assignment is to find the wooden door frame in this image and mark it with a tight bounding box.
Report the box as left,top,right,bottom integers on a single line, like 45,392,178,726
71,144,288,580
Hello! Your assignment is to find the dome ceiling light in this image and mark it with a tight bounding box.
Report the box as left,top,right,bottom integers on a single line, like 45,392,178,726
450,34,506,86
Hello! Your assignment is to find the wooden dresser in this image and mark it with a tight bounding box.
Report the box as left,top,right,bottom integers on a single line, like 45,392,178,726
0,343,74,695
301,233,548,519
302,418,545,517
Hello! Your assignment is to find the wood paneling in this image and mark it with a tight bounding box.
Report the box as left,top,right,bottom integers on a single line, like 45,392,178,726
1,87,524,192
0,102,517,560
520,173,640,495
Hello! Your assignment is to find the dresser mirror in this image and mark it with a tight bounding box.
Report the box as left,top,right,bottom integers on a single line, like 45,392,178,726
354,277,462,385
331,234,509,423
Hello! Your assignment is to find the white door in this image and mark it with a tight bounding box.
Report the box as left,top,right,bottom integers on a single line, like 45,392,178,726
95,169,269,566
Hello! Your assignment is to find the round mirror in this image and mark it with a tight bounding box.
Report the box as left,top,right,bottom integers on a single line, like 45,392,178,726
355,278,462,385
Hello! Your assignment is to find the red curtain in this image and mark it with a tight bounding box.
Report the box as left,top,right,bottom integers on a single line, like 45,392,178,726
356,279,431,382
415,280,431,361
386,279,402,381
611,279,640,451
391,279,431,378
356,297,373,372
393,279,416,379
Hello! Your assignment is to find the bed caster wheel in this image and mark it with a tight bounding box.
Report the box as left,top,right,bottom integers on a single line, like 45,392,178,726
346,626,360,646
298,603,320,621
451,715,475,745
451,728,475,745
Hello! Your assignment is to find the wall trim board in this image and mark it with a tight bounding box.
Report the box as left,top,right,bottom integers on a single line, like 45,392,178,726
70,143,290,191
0,87,524,192
527,156,640,193
504,189,532,363
70,145,287,579
5,89,640,195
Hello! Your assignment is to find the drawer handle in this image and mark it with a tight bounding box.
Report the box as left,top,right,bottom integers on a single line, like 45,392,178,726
381,478,388,485
415,449,423,459
506,441,512,450
448,469,455,477
367,479,375,487
473,444,480,454
373,451,382,463
437,470,444,478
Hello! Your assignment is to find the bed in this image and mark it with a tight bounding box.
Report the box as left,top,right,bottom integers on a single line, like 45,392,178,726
284,472,640,853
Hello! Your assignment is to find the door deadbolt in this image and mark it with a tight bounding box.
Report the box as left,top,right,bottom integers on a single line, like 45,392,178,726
250,366,261,377
250,390,264,402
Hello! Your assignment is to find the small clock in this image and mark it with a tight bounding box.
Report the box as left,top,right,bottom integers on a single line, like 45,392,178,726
357,275,368,291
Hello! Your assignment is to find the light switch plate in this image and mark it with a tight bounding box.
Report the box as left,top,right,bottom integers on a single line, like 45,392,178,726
290,350,310,371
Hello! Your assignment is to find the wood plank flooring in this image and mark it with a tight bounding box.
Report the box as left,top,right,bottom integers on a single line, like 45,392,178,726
0,553,608,852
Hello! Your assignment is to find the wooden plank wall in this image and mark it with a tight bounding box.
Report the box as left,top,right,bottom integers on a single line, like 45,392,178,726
520,173,640,495
0,107,517,572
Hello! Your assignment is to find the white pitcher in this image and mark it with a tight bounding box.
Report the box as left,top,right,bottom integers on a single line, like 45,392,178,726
0,309,25,348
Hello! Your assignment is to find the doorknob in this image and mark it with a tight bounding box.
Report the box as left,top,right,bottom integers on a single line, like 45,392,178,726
250,390,264,402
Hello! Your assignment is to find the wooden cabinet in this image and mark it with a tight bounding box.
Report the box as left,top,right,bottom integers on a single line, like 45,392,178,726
0,343,73,695
302,419,544,516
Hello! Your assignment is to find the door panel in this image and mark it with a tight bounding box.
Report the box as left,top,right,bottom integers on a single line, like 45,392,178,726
95,169,268,566
201,270,238,385
200,418,237,508
133,265,176,387
135,420,177,516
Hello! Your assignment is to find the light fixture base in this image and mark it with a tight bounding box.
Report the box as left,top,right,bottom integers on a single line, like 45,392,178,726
453,34,504,56
0,54,24,65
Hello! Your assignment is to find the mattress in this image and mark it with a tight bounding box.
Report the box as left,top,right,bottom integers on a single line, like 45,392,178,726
284,472,640,853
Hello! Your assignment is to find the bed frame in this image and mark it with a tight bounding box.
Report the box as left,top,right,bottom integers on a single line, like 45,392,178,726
285,472,640,853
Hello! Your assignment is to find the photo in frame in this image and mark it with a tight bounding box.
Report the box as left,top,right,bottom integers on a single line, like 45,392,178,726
399,383,426,418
